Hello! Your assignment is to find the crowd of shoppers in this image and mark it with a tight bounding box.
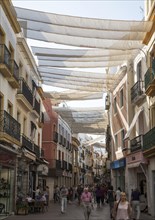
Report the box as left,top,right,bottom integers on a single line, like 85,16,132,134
52,184,142,220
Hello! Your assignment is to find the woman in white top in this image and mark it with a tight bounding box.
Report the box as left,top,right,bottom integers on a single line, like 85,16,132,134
113,192,131,220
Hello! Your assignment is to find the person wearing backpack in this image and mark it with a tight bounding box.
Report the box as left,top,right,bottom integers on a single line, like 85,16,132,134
107,185,115,218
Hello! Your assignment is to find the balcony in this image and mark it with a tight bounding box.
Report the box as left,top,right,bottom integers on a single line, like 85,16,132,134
17,78,33,111
41,149,44,158
130,135,143,153
131,81,145,104
53,132,58,143
145,59,155,96
8,60,19,88
48,160,63,177
143,127,155,157
21,134,33,152
69,163,72,172
34,143,40,158
0,44,12,78
38,112,44,128
0,110,21,145
59,135,63,145
32,98,40,117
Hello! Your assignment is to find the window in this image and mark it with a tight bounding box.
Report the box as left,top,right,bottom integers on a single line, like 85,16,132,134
25,73,28,83
17,111,20,123
9,43,14,59
23,117,27,134
120,89,124,107
137,61,142,81
7,102,12,115
121,129,125,148
151,107,155,128
115,134,118,149
58,150,61,160
0,27,5,44
114,97,117,113
38,133,40,147
0,93,4,111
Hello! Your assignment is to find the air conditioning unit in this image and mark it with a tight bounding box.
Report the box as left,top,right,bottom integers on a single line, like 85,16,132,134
105,95,110,110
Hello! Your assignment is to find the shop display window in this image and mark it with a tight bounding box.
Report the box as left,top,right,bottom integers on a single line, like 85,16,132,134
0,167,15,219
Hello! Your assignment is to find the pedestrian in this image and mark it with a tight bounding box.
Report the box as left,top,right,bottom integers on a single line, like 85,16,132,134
115,187,122,201
81,187,93,220
113,192,131,220
95,185,101,208
131,188,141,220
34,186,41,200
60,185,68,214
44,186,49,210
107,185,115,218
77,184,83,205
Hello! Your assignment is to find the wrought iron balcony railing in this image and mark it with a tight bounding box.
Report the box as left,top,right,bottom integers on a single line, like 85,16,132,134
131,81,144,103
33,98,40,115
53,132,58,143
21,134,33,152
34,143,40,158
145,58,155,92
41,149,44,158
0,44,11,70
143,127,155,151
130,135,143,152
18,78,33,106
11,59,19,81
0,110,20,141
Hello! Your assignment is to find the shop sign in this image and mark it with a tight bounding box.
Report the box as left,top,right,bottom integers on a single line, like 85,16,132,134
126,151,147,164
110,158,126,169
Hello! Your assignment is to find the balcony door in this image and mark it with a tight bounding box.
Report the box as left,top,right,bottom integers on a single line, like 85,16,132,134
137,61,142,81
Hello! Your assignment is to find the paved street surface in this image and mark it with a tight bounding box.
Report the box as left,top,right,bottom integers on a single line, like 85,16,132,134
6,201,155,220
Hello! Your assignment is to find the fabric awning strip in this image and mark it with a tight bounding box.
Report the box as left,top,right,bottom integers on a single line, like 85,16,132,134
37,54,132,62
15,7,152,32
40,72,116,81
32,46,138,58
18,19,146,41
44,91,103,101
41,75,113,84
38,66,125,79
24,29,144,50
43,78,105,87
43,81,105,92
38,59,126,68
124,107,144,139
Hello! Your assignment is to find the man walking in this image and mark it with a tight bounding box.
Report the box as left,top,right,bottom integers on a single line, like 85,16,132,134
60,185,68,214
131,188,141,220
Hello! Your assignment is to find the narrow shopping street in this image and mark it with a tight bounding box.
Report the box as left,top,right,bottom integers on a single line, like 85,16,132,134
5,200,155,220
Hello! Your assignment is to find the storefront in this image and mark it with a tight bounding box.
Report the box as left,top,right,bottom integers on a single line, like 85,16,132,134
0,144,17,219
126,151,148,201
110,158,126,191
17,148,36,199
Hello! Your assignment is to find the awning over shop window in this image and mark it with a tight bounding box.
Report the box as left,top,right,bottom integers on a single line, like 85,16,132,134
127,161,141,169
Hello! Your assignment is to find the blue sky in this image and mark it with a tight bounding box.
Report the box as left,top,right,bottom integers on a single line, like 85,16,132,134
13,0,144,20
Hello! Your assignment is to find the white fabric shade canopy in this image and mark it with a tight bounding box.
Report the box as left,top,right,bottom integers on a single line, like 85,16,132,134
14,6,152,134
53,106,108,134
41,66,127,92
